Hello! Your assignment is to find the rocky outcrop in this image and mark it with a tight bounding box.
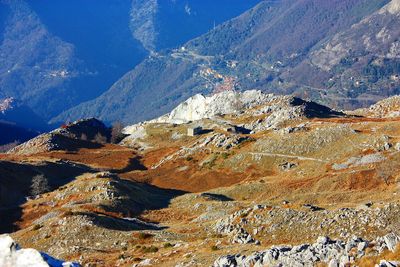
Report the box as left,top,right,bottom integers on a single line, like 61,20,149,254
123,90,344,140
8,118,110,155
154,90,276,124
154,91,342,126
354,95,400,118
215,207,260,245
213,233,400,267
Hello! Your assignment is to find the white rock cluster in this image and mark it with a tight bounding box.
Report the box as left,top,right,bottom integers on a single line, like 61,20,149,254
0,235,78,267
154,90,275,124
0,235,48,267
213,233,400,267
0,97,15,114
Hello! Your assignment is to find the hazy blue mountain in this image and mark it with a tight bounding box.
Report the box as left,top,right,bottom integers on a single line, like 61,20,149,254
0,122,39,146
55,0,399,124
0,0,147,120
131,0,262,52
0,97,45,145
0,0,259,124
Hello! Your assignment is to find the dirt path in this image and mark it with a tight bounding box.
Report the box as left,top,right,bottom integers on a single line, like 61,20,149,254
247,152,329,162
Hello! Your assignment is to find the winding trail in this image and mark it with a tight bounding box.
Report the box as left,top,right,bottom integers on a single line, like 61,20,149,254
247,152,329,162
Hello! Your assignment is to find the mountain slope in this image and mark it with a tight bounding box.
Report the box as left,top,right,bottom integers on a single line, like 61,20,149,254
131,0,262,52
55,0,398,124
5,92,400,265
286,0,400,108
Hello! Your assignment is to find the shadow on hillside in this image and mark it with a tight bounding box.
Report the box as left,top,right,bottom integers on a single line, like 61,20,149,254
0,160,94,234
76,212,168,232
0,206,22,233
292,97,346,118
114,155,147,173
53,135,104,152
200,193,233,202
82,181,187,231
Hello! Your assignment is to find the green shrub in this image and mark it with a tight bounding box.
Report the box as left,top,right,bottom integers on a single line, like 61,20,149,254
138,232,153,240
163,242,174,248
221,153,230,159
142,246,159,253
211,245,219,251
32,224,42,231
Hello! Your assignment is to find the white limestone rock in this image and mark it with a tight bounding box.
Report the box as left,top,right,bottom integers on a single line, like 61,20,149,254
155,90,274,124
0,235,48,267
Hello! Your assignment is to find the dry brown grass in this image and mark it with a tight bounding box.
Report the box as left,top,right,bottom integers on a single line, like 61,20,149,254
357,245,400,266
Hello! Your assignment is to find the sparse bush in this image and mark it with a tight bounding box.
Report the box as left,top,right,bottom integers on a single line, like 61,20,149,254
80,133,88,141
185,156,193,161
203,154,218,169
142,246,158,253
212,233,223,238
376,160,399,185
163,242,174,248
221,152,230,159
211,245,219,251
62,210,74,217
138,232,153,240
94,132,107,144
30,174,50,196
32,224,42,231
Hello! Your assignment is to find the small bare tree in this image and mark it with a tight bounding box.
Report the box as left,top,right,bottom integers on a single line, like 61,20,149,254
94,132,107,144
376,160,398,186
30,174,50,196
80,133,88,141
111,121,125,144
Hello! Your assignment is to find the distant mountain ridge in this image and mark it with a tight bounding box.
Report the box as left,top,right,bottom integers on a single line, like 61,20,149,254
0,97,48,130
0,0,260,124
56,0,399,124
0,97,45,145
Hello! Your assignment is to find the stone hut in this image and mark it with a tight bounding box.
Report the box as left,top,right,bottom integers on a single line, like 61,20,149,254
187,126,203,136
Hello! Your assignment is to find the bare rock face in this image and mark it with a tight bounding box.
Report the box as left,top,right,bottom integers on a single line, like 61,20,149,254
155,90,276,124
382,0,400,14
125,90,343,134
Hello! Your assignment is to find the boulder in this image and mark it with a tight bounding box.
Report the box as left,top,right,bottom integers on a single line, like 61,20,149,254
0,235,80,267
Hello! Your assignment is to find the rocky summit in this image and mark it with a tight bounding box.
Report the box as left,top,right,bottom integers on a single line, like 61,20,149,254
0,90,400,266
